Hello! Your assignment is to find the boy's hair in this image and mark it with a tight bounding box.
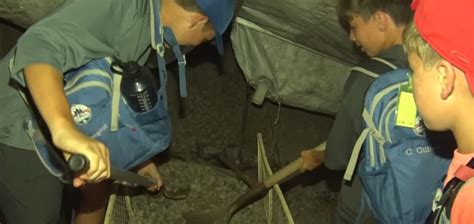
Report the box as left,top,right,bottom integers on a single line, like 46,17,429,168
338,0,413,29
403,22,441,68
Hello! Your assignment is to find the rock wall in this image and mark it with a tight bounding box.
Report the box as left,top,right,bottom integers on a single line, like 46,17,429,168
0,22,22,57
0,0,64,28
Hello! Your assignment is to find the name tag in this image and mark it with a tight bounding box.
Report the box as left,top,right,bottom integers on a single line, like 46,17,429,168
396,78,417,128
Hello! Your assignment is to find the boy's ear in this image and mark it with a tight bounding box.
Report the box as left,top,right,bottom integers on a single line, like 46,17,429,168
436,60,456,100
373,11,389,31
189,12,209,29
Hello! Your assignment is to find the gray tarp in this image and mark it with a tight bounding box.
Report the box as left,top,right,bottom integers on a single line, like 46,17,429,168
231,1,362,114
0,0,64,28
231,17,350,114
236,1,360,65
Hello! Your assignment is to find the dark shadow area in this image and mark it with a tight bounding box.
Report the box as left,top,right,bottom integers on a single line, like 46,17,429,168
282,165,343,193
426,130,457,159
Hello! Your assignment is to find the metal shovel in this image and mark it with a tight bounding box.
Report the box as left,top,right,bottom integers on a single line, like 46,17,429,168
181,157,303,224
68,154,190,199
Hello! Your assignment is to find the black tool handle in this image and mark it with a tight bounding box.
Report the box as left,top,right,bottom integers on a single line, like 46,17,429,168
68,154,89,173
67,154,156,187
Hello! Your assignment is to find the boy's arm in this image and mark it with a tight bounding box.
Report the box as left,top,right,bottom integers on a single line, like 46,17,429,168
10,0,142,85
24,63,110,187
8,0,141,186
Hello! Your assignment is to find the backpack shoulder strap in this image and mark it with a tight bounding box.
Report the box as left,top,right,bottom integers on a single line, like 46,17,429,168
445,159,474,216
349,57,399,79
371,57,398,70
350,67,380,78
344,110,372,181
454,160,474,182
343,70,410,182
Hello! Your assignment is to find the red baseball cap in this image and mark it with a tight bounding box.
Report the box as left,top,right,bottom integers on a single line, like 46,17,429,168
411,0,474,95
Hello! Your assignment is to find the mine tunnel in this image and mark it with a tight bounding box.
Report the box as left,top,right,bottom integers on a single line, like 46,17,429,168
0,0,427,223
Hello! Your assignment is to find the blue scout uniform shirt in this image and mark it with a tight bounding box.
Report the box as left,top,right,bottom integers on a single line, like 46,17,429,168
0,0,154,150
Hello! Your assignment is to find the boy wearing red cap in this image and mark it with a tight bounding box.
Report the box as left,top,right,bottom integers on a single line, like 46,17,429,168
404,0,474,223
0,0,235,223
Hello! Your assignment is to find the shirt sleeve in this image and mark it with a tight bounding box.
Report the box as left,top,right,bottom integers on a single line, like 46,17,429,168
9,0,137,86
451,181,474,223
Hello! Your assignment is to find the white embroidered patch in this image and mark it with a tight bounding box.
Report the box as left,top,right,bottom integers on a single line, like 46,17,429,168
71,104,92,125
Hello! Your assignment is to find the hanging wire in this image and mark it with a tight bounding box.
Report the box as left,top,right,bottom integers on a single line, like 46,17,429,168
271,96,283,167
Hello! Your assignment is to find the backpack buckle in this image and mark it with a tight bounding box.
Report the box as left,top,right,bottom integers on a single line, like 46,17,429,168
178,54,186,65
156,43,165,57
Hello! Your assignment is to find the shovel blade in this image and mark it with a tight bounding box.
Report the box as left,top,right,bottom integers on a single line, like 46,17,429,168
182,185,267,224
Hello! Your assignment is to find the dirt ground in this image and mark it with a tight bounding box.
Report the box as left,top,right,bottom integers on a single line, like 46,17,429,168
159,39,342,223
0,23,343,223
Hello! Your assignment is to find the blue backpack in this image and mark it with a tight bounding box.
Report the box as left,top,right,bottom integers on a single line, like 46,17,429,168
64,57,171,169
26,56,172,177
344,68,453,224
21,0,188,181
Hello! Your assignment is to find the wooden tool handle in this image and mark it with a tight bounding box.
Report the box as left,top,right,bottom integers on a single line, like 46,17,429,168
262,157,303,188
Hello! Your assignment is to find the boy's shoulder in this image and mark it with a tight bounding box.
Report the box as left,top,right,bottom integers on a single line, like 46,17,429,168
365,45,406,69
451,178,474,222
350,45,407,79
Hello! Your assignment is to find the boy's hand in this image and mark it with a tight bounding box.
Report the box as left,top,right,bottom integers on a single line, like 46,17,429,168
136,160,163,192
24,63,110,187
300,149,325,172
52,126,111,188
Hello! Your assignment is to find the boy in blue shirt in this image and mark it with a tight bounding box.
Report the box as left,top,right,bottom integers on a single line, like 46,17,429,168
0,0,235,223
